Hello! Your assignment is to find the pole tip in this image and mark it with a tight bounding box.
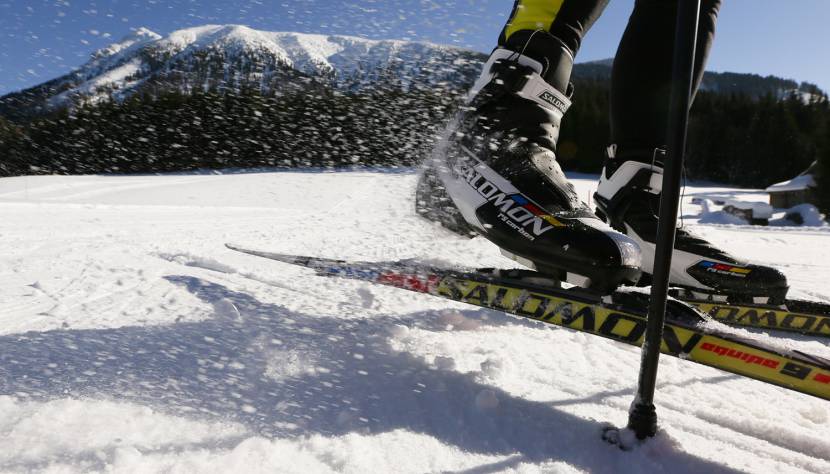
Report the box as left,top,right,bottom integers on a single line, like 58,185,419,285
627,402,658,439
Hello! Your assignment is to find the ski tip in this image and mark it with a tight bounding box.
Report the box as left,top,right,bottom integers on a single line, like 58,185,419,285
224,243,329,270
225,243,295,262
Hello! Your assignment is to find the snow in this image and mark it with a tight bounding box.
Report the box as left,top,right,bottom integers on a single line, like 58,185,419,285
41,25,466,109
1,170,829,473
161,25,229,52
93,28,161,57
767,173,817,193
49,58,144,107
771,204,828,227
723,199,774,218
155,25,363,72
681,180,826,228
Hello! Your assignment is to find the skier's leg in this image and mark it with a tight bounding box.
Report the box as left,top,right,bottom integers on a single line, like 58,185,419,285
430,0,643,291
491,0,609,92
610,0,719,151
595,0,789,302
498,0,609,58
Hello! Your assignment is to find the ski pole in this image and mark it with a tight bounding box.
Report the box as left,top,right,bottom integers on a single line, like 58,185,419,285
627,0,701,440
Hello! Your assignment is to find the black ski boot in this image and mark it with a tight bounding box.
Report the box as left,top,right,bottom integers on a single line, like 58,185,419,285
416,159,478,238
426,31,642,293
594,145,789,303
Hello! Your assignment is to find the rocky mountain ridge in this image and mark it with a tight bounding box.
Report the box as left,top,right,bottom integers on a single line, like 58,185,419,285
0,25,482,121
2,25,825,122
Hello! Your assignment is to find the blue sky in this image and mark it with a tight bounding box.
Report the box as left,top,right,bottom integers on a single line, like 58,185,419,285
1,0,828,95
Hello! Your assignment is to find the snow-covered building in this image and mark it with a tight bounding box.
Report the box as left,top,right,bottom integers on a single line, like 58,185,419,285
766,161,818,208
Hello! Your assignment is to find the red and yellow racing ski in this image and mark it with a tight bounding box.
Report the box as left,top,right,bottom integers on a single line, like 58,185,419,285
226,244,830,401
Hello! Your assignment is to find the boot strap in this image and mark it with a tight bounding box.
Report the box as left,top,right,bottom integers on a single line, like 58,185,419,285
595,158,665,227
491,60,572,118
600,160,664,200
604,146,666,195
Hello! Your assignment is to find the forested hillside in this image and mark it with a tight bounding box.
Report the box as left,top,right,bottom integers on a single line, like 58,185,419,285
1,26,828,211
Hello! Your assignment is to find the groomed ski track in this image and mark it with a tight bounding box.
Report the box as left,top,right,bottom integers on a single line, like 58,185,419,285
1,169,829,473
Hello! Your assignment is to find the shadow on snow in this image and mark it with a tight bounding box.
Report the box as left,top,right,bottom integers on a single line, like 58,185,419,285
0,275,741,473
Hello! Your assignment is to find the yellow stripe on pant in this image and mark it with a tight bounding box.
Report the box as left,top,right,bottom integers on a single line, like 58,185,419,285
504,0,566,40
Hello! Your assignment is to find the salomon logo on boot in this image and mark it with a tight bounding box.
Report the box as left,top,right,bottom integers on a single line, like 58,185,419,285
538,90,568,112
456,159,563,240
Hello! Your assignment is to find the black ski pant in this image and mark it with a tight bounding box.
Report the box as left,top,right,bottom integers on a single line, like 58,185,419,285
498,0,722,154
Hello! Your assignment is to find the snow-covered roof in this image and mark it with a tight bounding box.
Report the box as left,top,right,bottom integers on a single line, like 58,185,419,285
766,173,816,193
766,161,818,192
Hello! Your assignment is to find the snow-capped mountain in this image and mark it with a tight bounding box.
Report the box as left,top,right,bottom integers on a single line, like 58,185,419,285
0,25,484,119
4,24,825,122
